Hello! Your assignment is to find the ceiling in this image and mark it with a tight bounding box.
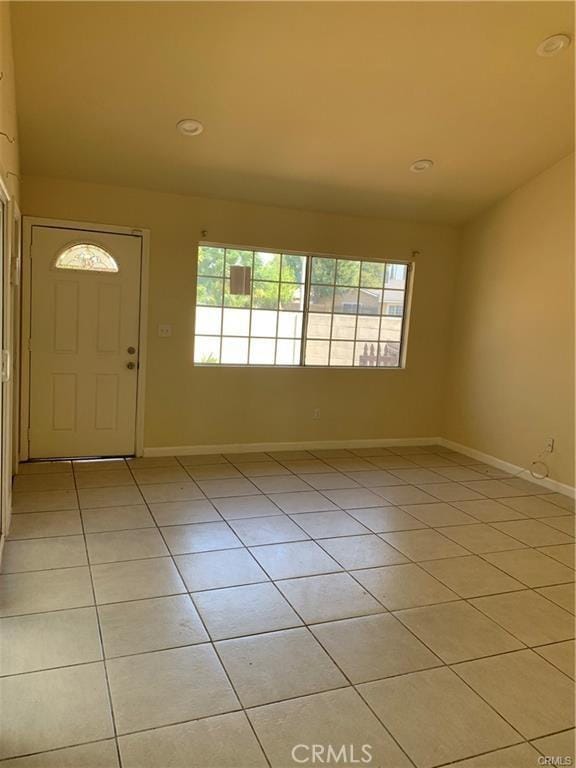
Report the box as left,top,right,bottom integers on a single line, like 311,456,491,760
11,1,575,223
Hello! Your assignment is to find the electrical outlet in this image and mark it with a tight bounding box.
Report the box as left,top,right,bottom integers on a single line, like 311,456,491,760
312,408,321,420
158,324,172,338
544,438,555,453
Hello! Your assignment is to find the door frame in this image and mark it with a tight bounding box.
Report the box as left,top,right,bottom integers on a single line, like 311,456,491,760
20,217,150,461
10,199,22,476
0,170,10,560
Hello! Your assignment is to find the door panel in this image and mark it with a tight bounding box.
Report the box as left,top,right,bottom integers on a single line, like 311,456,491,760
54,282,79,353
52,373,77,430
29,226,142,458
95,374,120,430
97,284,122,352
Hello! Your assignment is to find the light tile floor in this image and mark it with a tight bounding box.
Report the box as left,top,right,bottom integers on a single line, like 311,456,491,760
1,445,574,767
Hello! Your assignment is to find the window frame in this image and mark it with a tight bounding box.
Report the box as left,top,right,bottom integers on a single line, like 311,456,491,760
194,242,413,370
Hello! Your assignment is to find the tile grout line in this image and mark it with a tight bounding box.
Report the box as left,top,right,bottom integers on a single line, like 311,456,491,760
124,458,274,768
2,579,572,629
3,449,574,765
70,461,124,768
5,519,573,556
210,557,421,768
310,549,568,751
194,469,565,765
2,595,574,678
142,454,463,767
3,488,574,613
0,693,571,767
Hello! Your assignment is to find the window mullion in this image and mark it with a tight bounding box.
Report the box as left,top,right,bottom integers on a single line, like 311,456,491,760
328,272,336,367
300,255,312,367
376,263,386,368
273,279,280,365
247,249,255,364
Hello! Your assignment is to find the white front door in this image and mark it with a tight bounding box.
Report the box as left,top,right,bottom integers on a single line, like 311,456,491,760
29,225,142,458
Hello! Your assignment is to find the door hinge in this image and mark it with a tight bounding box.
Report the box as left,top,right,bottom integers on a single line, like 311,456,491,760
11,255,21,286
1,349,10,382
28,338,32,351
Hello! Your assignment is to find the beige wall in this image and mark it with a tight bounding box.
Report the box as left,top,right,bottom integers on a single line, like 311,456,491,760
0,3,19,199
445,154,575,487
22,176,459,450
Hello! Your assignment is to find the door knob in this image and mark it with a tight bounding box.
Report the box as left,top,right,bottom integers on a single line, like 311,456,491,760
126,362,136,370
127,346,136,354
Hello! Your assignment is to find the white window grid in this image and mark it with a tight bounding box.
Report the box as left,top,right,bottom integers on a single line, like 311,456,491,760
194,245,411,368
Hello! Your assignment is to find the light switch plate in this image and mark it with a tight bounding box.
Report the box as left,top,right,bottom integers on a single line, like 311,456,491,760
158,324,172,337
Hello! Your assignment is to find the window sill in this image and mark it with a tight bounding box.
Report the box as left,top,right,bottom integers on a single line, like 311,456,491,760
193,364,406,370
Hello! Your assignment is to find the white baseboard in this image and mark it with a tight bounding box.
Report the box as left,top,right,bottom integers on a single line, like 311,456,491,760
143,436,441,457
439,437,576,498
144,435,575,499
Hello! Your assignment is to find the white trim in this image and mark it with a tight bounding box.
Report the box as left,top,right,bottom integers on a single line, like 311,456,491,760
19,219,31,460
200,240,415,266
144,435,575,499
438,437,576,498
20,216,150,460
0,166,11,562
135,229,149,457
144,436,441,457
10,199,21,476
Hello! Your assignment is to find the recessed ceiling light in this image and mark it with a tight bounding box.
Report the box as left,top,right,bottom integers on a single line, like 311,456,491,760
410,159,434,173
536,34,571,57
177,119,204,136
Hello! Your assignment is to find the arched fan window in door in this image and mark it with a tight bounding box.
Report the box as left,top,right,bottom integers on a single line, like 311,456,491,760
55,243,119,273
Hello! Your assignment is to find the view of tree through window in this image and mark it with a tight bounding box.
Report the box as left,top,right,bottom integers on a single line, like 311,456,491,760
194,245,410,367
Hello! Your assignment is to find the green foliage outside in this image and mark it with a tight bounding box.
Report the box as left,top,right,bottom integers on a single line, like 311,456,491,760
197,247,306,310
196,247,403,310
311,258,385,288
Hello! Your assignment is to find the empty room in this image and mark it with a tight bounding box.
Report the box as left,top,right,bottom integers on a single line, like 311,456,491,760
0,2,574,767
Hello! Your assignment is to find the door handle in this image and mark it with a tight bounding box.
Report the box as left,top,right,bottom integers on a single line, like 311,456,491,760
126,362,136,370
